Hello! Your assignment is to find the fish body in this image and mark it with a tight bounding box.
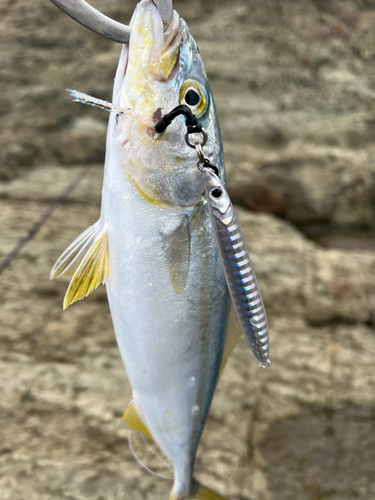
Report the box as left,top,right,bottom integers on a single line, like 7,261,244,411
104,144,230,497
53,2,231,498
104,7,230,497
105,5,232,497
51,1,271,497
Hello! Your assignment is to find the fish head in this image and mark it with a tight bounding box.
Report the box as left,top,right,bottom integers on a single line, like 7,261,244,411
115,0,223,208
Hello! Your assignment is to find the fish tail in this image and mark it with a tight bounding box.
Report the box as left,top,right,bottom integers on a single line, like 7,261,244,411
192,480,228,500
168,478,228,500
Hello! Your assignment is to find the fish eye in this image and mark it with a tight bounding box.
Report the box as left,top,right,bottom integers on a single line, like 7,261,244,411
185,89,200,106
180,80,208,117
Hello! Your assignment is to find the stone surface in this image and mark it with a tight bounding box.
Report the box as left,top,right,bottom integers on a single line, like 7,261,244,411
2,0,375,499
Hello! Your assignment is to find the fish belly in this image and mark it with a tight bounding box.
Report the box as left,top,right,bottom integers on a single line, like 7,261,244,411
102,116,230,475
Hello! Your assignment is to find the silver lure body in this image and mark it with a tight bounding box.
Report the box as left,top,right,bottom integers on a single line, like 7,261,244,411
200,167,270,368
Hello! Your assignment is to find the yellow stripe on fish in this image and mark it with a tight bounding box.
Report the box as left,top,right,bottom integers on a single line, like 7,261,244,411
150,42,181,80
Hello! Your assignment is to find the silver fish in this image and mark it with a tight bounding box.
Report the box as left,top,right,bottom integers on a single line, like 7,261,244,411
50,0,267,498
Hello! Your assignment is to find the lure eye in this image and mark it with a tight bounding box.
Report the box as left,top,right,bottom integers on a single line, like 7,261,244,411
210,187,224,200
180,80,208,117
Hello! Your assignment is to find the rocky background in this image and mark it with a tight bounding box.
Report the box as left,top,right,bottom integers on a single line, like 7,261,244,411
1,0,375,499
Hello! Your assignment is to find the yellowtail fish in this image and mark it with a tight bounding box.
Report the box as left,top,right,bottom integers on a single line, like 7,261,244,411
50,1,268,498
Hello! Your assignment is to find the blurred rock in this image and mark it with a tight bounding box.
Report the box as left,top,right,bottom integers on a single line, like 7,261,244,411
2,0,375,499
51,117,107,164
227,141,375,229
236,208,375,325
228,181,286,216
0,164,103,205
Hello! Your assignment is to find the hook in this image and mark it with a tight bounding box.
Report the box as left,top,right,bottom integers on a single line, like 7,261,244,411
49,0,174,44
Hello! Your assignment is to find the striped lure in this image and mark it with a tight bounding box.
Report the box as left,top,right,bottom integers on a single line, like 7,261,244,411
200,166,270,368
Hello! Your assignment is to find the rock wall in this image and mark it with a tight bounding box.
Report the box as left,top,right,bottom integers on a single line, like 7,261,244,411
1,1,375,499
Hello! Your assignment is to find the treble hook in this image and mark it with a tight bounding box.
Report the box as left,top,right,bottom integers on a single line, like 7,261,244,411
49,0,173,44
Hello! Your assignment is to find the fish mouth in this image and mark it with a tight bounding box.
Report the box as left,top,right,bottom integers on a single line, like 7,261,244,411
130,0,182,81
115,0,183,110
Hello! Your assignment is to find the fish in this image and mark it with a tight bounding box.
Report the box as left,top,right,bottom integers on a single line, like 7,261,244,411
51,1,267,498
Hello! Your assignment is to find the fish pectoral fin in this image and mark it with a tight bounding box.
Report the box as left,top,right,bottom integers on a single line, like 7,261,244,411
122,399,153,440
164,217,191,295
63,228,109,310
50,222,100,279
218,306,243,380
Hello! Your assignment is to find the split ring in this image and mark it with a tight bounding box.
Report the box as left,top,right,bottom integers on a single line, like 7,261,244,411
185,129,208,149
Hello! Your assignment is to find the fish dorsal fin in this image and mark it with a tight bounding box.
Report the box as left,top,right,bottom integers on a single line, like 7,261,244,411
218,306,243,380
122,399,152,439
50,222,99,279
63,228,109,310
164,217,191,295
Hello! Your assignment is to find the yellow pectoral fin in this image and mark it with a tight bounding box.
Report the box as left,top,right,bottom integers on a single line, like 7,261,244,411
122,399,152,440
63,229,109,310
50,222,99,280
218,306,243,380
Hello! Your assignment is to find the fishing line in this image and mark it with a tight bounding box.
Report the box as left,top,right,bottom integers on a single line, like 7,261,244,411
127,432,174,481
139,432,174,475
0,169,87,276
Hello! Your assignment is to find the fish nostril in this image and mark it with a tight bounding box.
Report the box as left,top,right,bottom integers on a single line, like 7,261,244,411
152,107,164,125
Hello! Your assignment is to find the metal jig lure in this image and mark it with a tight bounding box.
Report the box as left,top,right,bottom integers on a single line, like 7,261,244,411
198,161,270,368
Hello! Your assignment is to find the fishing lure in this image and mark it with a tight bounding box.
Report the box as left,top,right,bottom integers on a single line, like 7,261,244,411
199,163,270,368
